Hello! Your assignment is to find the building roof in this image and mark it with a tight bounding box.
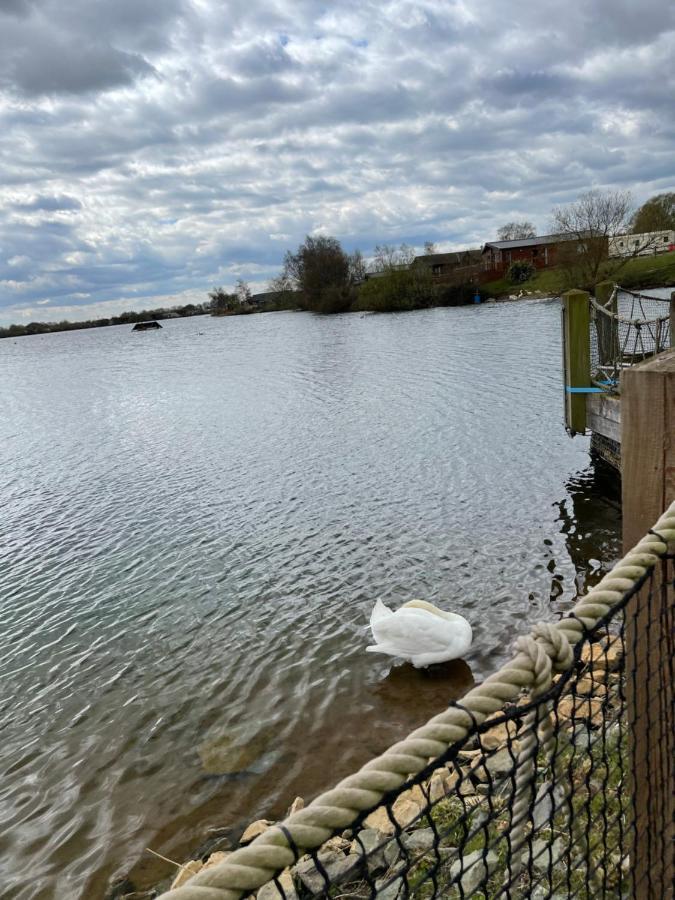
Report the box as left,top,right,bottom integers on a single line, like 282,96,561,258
413,249,482,266
482,233,579,252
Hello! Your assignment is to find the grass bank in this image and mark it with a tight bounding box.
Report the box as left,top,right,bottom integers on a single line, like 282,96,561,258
482,251,675,298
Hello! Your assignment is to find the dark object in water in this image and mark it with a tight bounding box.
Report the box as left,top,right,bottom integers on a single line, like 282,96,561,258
132,321,162,331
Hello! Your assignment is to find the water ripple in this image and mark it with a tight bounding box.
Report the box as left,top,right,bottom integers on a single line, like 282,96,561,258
0,302,621,898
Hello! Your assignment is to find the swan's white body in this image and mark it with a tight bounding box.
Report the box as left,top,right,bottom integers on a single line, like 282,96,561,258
367,599,472,668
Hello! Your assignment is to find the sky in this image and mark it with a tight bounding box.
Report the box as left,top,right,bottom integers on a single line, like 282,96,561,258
0,0,673,324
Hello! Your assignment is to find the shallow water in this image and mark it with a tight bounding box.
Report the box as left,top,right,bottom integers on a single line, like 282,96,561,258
0,301,621,898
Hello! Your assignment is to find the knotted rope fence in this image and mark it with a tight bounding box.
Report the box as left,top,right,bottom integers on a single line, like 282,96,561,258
590,285,672,389
160,501,675,899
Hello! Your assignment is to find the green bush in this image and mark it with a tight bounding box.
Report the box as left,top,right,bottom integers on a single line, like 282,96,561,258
354,268,434,312
507,260,536,283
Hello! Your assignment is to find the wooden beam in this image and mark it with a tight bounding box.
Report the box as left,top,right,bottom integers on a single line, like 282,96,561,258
670,290,675,349
621,347,675,899
561,289,590,434
594,280,618,367
586,392,621,443
622,348,675,549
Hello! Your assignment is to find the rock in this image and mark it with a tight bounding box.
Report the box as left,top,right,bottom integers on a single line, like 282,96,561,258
391,795,421,829
257,869,297,900
450,849,497,895
531,890,568,900
471,747,514,782
321,836,351,854
286,797,304,817
531,837,565,872
570,723,594,751
202,850,231,871
557,696,603,726
364,794,421,835
374,874,404,900
575,676,608,697
481,720,516,751
382,829,435,867
580,637,623,670
384,839,400,868
295,852,360,894
198,725,277,775
469,807,489,831
170,860,203,890
364,806,396,835
532,783,553,830
402,827,435,853
240,820,274,844
350,828,390,870
429,770,450,803
457,749,482,761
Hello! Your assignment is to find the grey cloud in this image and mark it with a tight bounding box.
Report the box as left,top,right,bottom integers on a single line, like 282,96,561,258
0,0,33,16
15,194,82,211
0,0,674,323
7,39,155,96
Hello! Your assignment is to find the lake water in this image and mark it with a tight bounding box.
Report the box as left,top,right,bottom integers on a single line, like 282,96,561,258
0,301,622,899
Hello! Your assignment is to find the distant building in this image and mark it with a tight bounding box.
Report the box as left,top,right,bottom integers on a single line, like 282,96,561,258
249,290,278,307
412,249,483,285
608,230,675,258
481,234,588,277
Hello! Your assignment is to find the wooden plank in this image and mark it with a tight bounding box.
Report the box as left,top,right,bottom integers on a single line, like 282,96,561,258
621,365,664,549
671,291,675,349
586,408,620,443
622,347,675,899
561,290,590,433
586,393,621,444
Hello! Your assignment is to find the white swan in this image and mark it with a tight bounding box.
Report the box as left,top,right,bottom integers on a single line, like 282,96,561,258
367,599,472,668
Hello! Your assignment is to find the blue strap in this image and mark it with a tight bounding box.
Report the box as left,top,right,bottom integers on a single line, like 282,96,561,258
565,386,606,394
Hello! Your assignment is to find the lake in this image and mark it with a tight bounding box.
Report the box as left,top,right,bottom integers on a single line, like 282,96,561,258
0,300,621,898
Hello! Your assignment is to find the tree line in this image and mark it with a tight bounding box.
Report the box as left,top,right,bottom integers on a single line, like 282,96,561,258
209,190,675,316
209,238,477,317
3,190,673,338
0,302,208,340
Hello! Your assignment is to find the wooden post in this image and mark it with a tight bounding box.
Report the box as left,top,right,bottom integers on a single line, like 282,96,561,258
621,348,675,899
670,290,675,349
561,289,590,434
594,280,618,369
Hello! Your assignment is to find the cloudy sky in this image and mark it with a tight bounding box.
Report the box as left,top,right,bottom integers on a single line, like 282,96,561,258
0,0,673,323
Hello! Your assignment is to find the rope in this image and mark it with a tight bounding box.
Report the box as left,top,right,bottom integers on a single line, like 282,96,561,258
589,292,670,326
616,285,674,304
160,502,675,899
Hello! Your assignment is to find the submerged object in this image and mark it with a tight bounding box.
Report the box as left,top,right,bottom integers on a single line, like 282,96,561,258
132,320,162,331
367,599,472,668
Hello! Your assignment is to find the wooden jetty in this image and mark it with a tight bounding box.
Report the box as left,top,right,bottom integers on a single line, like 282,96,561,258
562,282,675,473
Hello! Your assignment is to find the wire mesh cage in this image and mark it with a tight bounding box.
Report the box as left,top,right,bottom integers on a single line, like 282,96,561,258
590,287,672,390
249,557,673,900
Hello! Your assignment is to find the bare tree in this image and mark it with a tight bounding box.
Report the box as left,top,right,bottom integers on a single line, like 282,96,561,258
235,279,252,305
551,189,633,287
372,243,415,272
497,221,536,241
208,287,238,314
348,249,367,284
